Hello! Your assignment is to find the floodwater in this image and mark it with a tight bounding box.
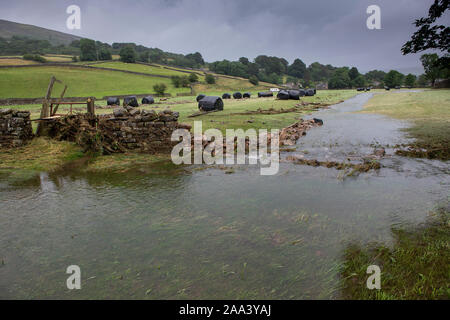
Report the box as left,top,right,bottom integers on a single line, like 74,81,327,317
0,93,448,299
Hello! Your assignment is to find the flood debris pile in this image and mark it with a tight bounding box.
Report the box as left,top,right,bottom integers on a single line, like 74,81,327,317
0,108,33,148
279,118,323,146
43,107,183,154
286,155,381,175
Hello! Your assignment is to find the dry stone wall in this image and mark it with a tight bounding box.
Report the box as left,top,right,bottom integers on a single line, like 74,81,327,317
0,109,33,148
43,106,190,154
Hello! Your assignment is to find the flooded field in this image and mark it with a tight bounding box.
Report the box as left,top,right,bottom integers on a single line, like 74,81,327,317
1,93,448,299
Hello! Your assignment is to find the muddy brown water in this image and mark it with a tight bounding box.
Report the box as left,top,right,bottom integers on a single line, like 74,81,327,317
0,92,448,299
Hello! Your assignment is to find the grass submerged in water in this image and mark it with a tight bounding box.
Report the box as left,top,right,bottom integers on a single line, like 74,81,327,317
363,89,450,161
341,206,450,300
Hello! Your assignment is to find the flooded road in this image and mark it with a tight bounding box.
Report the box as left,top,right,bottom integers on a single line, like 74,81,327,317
0,93,448,299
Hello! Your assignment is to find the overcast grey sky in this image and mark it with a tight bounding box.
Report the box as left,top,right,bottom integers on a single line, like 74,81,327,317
1,0,448,73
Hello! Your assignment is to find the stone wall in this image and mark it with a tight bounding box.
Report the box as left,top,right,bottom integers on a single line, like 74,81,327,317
99,107,187,153
43,107,190,154
0,109,33,148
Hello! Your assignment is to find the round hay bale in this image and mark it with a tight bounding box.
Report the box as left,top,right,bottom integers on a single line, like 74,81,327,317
298,89,306,97
305,89,315,96
107,97,120,106
222,93,231,99
277,90,290,100
233,92,242,99
141,96,155,104
258,92,273,98
288,90,300,100
123,96,138,108
196,94,206,102
243,92,251,98
198,96,224,111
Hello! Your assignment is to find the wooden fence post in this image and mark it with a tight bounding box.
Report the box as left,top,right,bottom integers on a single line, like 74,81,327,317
36,76,56,136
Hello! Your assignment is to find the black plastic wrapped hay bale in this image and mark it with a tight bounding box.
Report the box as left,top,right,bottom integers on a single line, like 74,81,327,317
258,92,273,98
299,89,306,97
277,90,290,100
222,93,231,99
141,96,155,104
233,92,242,99
288,90,300,100
198,96,224,111
123,96,138,107
243,92,251,98
196,94,206,102
313,88,316,95
107,97,120,106
313,118,323,125
305,89,315,96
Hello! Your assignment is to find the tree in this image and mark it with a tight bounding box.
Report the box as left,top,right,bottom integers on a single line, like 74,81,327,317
98,48,112,61
307,62,336,82
205,74,215,84
287,58,307,79
80,38,97,61
138,51,150,62
188,73,199,83
171,76,181,88
384,70,404,88
417,74,429,87
153,83,167,95
239,57,250,65
420,53,442,86
328,68,352,89
353,75,367,88
365,70,387,85
404,74,417,87
119,46,136,63
249,75,259,85
185,52,204,66
402,0,449,67
348,67,360,81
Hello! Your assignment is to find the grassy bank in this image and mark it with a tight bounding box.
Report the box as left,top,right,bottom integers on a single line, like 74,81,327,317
363,90,450,160
341,206,450,300
0,137,84,180
0,137,173,181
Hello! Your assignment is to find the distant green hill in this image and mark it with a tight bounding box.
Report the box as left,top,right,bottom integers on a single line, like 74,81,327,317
0,19,81,45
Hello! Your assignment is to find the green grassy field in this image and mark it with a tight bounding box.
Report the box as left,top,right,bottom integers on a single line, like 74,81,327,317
363,89,450,160
89,61,204,78
0,63,275,99
0,66,187,98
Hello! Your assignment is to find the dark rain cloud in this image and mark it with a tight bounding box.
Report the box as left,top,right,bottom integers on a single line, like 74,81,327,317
0,0,445,73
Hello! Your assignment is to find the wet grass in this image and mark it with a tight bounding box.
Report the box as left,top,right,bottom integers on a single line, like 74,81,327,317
0,137,84,181
83,153,173,172
363,89,450,160
341,206,450,300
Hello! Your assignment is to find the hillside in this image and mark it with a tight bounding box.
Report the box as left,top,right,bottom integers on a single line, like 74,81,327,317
0,19,81,45
0,64,275,99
